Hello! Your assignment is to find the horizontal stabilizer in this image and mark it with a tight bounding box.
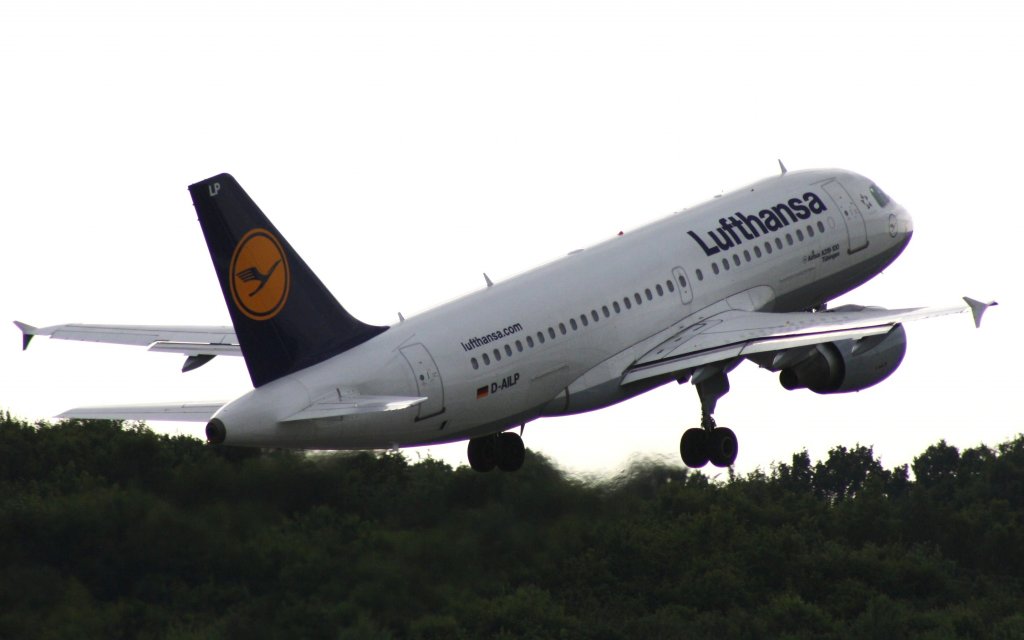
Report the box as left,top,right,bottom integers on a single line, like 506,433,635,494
283,393,427,422
58,402,225,422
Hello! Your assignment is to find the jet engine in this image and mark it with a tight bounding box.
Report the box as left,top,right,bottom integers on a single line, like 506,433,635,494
776,324,907,394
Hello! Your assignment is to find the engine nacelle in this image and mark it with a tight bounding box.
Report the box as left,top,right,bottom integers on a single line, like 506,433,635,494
778,324,907,394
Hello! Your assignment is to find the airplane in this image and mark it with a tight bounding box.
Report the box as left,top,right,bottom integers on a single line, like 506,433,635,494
16,165,996,471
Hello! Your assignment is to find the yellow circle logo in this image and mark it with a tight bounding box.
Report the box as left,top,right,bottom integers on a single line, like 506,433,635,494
230,228,290,321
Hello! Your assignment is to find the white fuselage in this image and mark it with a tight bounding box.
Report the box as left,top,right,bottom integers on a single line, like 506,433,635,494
213,168,913,449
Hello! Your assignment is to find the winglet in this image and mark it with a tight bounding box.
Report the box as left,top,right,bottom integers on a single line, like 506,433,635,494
13,321,37,350
964,297,997,328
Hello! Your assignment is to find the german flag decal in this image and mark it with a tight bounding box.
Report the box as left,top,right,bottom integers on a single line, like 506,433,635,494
476,385,489,399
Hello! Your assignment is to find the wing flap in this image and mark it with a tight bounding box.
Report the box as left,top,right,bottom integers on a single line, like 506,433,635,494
58,402,225,422
147,342,242,356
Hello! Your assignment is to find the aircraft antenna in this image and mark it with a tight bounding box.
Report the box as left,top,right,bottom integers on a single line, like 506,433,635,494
778,159,788,175
484,273,494,287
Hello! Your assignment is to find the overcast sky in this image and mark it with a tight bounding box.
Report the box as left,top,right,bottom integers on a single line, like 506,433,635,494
2,0,1020,476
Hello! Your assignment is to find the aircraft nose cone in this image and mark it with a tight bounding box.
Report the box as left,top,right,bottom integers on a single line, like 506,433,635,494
206,418,227,445
888,204,913,251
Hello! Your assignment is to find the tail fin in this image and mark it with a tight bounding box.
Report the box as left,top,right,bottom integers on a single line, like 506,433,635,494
189,174,388,387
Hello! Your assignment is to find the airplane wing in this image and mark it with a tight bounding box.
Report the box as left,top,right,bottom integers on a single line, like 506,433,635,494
56,396,426,424
58,402,226,422
622,297,996,385
14,322,239,371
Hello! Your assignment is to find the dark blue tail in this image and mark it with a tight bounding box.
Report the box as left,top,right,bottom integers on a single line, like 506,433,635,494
189,174,388,387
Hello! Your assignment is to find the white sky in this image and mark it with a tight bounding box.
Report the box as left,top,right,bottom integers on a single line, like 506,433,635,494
2,0,1021,477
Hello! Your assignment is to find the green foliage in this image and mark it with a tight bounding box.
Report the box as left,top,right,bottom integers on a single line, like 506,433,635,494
1,412,1024,638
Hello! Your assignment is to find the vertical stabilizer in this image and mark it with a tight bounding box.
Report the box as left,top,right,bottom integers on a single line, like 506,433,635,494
189,174,387,387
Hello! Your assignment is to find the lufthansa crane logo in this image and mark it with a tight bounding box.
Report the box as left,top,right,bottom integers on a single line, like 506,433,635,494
229,228,290,321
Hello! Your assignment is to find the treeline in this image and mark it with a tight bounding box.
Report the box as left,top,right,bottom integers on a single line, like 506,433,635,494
2,413,1024,639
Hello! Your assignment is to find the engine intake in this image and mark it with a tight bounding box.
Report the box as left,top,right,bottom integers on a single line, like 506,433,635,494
779,324,907,394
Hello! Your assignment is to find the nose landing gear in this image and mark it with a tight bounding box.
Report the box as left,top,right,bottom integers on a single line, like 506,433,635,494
679,370,738,468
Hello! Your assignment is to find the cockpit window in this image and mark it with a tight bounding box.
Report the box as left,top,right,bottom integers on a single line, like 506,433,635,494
870,184,891,208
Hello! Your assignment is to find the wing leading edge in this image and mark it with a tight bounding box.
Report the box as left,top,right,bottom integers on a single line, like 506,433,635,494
622,297,996,386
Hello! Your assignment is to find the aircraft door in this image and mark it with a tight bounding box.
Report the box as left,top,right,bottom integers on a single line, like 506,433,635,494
823,180,869,254
400,343,445,420
673,267,693,305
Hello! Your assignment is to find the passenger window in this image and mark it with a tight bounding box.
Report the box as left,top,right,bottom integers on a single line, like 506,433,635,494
666,279,675,293
602,305,610,317
569,318,577,330
494,349,501,361
817,221,825,233
505,344,512,356
712,262,720,275
743,250,751,262
796,229,804,242
614,301,622,313
696,268,704,281
656,284,664,296
559,323,567,335
515,340,523,352
733,254,741,266
471,357,479,370
678,275,685,288
807,225,814,237
482,353,490,365
754,246,762,258
527,336,535,348
775,238,783,250
645,288,653,301
548,327,556,339
539,331,547,343
624,297,632,309
591,310,599,322
722,259,730,271
786,234,793,245
634,293,642,305
580,314,589,327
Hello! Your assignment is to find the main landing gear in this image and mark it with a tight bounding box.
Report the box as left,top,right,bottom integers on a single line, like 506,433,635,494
679,369,739,468
467,431,525,472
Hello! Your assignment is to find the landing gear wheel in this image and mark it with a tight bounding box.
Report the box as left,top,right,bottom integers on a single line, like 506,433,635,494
680,428,710,468
467,436,497,472
496,432,526,472
707,427,738,467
